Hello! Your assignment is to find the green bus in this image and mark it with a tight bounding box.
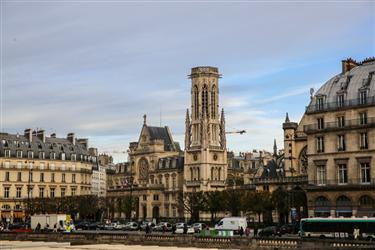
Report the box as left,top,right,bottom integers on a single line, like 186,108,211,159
300,217,375,240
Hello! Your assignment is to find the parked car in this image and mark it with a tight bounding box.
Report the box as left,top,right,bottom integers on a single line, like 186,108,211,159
104,222,117,230
175,223,195,234
124,222,139,231
258,226,282,237
280,224,297,234
114,223,127,230
8,223,32,233
154,222,172,232
192,223,207,233
140,221,156,231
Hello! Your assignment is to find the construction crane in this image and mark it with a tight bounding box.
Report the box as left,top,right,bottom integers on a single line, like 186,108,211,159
226,130,246,135
100,150,128,155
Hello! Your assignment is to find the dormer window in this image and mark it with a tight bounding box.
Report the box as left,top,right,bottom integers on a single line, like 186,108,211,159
16,150,22,158
359,90,367,105
39,151,45,159
50,152,56,160
316,97,324,111
61,153,66,161
28,151,34,159
4,150,10,158
71,154,76,161
337,94,345,108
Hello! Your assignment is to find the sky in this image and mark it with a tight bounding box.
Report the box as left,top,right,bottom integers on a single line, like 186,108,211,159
1,0,374,163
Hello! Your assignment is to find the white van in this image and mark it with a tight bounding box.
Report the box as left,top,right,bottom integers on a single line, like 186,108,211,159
215,217,247,232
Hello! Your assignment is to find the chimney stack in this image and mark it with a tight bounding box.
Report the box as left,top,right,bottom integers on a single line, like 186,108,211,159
88,147,98,157
342,58,359,74
77,138,88,149
67,133,76,145
50,133,56,138
24,129,32,142
37,130,46,142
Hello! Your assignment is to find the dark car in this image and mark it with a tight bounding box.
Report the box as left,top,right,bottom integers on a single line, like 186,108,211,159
280,224,297,234
258,226,282,237
8,223,32,233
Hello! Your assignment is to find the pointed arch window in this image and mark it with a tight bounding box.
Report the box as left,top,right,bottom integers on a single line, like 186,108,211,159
202,85,208,118
211,85,216,119
193,85,199,119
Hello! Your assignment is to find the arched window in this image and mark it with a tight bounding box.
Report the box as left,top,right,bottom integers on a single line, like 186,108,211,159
359,195,374,207
314,196,331,217
218,167,221,181
336,195,352,217
202,85,208,118
190,168,193,181
193,85,199,119
211,85,216,119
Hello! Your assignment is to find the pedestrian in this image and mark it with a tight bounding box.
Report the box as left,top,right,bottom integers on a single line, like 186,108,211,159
145,223,150,234
172,224,176,234
53,223,57,233
162,224,166,234
239,226,244,237
245,227,250,237
354,227,360,240
183,223,188,234
36,222,41,232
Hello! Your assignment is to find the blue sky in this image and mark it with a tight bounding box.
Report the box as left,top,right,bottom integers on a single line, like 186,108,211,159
1,0,374,162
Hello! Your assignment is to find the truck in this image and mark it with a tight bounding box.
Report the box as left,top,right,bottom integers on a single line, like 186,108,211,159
215,217,248,235
31,214,74,232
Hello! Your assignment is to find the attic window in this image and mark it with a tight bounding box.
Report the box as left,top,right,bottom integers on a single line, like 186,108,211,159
359,90,368,105
38,143,42,149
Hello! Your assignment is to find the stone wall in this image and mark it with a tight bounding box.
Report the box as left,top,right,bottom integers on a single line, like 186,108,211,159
0,232,374,249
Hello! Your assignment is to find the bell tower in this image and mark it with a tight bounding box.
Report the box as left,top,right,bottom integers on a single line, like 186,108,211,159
184,67,227,192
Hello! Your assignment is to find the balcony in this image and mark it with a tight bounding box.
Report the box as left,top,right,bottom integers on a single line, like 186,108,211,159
303,117,375,134
185,180,200,187
209,180,226,187
148,184,164,189
306,96,375,114
252,175,308,185
307,178,375,190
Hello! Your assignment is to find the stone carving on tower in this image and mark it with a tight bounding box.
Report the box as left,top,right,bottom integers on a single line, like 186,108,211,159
184,67,227,192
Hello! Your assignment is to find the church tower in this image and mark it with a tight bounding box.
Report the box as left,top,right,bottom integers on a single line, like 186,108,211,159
184,67,227,192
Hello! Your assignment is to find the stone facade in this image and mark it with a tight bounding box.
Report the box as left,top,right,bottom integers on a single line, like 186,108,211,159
0,129,95,222
284,58,375,218
184,67,227,193
107,116,184,220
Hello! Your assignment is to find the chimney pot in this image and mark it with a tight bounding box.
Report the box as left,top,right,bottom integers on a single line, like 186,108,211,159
24,129,32,142
67,133,76,145
37,129,45,142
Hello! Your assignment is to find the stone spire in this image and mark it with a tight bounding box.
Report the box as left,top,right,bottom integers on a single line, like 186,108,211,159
220,108,226,150
273,138,277,157
285,112,290,123
185,109,191,149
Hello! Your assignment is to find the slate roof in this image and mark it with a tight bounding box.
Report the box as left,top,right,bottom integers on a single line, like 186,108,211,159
0,131,93,162
261,156,285,179
146,126,177,151
309,59,375,107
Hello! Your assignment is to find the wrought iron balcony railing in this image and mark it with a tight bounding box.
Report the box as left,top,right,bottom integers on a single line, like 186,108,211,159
184,180,201,187
208,180,226,186
308,178,375,187
305,96,375,114
304,117,375,133
252,175,308,184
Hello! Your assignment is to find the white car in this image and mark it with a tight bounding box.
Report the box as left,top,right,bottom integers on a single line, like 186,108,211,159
175,224,195,234
114,223,126,230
